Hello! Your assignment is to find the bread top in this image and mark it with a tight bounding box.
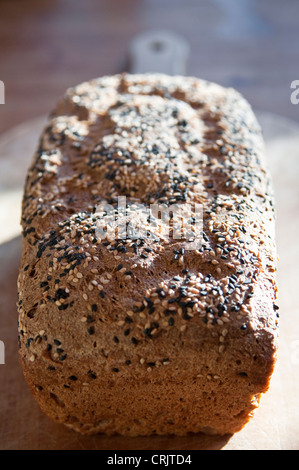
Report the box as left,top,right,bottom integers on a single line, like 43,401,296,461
18,74,278,382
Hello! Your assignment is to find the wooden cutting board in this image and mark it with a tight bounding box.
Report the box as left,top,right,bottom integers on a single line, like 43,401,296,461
0,111,298,450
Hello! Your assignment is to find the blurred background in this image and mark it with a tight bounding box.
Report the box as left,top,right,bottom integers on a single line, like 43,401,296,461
0,0,299,450
0,0,298,135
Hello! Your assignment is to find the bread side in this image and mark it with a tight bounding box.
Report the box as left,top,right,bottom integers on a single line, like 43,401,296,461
17,73,279,436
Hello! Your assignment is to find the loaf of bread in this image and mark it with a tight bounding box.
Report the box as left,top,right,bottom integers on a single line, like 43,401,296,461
18,73,279,436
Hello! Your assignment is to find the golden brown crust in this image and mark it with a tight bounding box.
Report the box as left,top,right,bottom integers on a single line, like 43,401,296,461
17,73,279,436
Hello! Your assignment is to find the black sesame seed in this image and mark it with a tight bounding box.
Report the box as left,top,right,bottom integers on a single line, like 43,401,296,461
40,281,48,288
113,368,119,373
91,304,98,312
69,376,78,381
144,328,152,338
183,313,193,320
58,303,69,311
26,338,33,348
56,288,69,300
231,305,241,312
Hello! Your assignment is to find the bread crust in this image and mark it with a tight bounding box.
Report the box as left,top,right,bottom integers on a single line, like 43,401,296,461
18,73,278,436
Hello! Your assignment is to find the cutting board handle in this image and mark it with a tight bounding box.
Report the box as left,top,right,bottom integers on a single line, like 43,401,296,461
128,30,190,75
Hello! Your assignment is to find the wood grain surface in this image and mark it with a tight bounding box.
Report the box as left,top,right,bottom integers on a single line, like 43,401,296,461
0,111,298,450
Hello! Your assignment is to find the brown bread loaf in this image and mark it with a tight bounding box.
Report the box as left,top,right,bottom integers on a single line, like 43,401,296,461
17,73,279,436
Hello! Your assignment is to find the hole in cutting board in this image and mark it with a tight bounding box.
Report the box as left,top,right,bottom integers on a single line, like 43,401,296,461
151,41,165,52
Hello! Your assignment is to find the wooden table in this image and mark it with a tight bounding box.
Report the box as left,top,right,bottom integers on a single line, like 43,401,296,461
0,0,298,451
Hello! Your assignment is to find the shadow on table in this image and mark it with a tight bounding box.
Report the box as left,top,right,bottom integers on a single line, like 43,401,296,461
0,236,231,450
